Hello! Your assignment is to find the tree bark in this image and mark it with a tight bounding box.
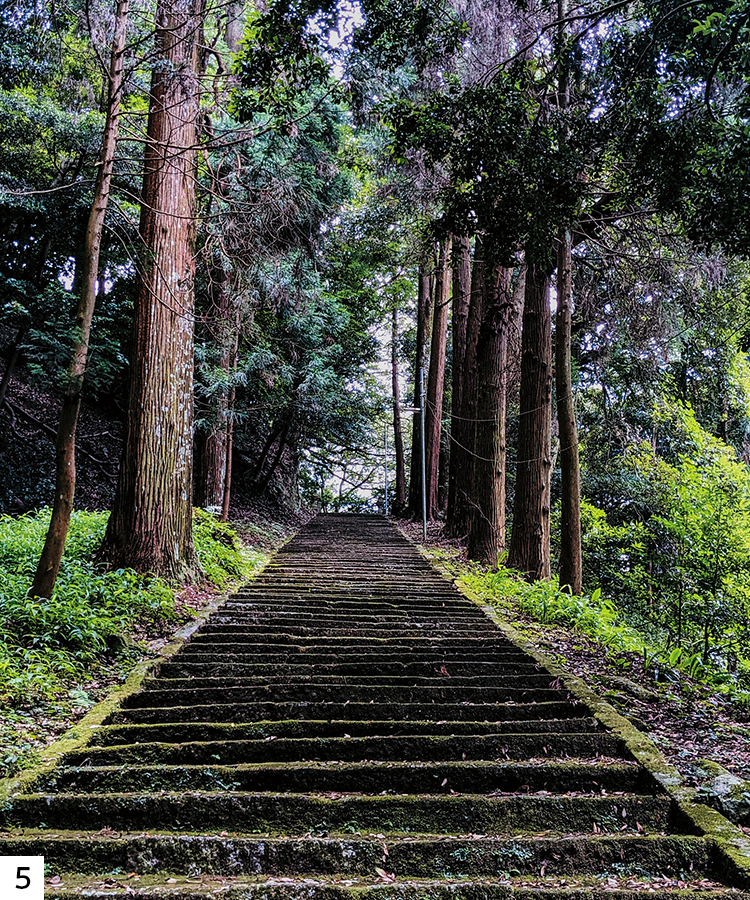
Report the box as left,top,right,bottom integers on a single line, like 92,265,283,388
29,0,129,598
507,256,553,581
408,263,432,517
424,237,451,519
99,0,202,579
556,230,582,593
391,307,406,510
0,326,27,411
445,235,471,528
445,235,485,537
467,255,512,564
196,266,234,511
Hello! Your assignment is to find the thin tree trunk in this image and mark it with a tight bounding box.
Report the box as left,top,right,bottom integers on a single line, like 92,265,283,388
257,422,290,495
408,263,432,516
446,235,471,527
0,326,27,411
507,256,553,581
446,236,485,537
391,307,406,510
221,331,239,521
252,422,284,486
424,237,451,519
29,0,129,598
556,230,582,593
467,257,511,564
99,0,201,579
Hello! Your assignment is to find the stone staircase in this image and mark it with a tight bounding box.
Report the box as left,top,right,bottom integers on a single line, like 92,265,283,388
1,513,747,897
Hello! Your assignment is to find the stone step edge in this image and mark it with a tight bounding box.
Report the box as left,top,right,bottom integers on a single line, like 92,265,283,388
36,872,741,900
404,528,750,891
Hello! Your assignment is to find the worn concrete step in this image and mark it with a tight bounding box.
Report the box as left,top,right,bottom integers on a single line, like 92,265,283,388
110,700,588,725
188,625,494,638
3,791,677,833
88,718,603,747
61,731,627,767
38,759,647,795
0,832,712,878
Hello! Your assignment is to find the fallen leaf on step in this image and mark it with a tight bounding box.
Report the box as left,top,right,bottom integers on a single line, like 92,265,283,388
375,868,396,883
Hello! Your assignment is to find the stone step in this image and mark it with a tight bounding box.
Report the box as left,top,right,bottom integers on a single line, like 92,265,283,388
170,651,536,666
156,661,544,678
125,684,564,708
109,700,588,725
61,731,627,766
3,791,677,833
36,874,740,899
37,759,647,795
88,718,603,747
141,675,557,690
2,832,711,879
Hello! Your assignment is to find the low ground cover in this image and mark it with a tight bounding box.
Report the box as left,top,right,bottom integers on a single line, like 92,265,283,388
0,507,292,777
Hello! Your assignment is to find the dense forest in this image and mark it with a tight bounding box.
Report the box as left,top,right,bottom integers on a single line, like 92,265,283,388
2,0,750,698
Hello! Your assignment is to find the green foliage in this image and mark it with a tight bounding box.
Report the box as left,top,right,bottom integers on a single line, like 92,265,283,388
193,508,260,587
0,508,254,705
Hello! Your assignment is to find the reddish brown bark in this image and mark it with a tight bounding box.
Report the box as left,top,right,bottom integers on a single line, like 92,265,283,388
30,0,129,598
556,230,582,593
424,237,451,519
466,256,512,565
391,307,406,510
408,263,432,517
507,256,553,581
445,235,471,528
445,236,485,537
99,0,202,579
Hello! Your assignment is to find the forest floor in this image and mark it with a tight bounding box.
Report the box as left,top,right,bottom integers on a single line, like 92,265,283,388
398,520,750,816
0,503,310,779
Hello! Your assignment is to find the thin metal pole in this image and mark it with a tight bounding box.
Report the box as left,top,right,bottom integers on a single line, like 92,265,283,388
383,422,389,516
420,366,427,541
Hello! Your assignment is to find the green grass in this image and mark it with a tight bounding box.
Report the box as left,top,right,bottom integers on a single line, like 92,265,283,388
0,508,261,707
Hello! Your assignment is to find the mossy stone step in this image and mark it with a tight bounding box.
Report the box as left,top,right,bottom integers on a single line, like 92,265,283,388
126,685,564,708
109,700,588,725
37,759,648,795
37,875,742,900
61,731,627,766
0,832,711,878
172,651,535,666
142,675,556,690
3,791,677,833
156,661,544,678
89,718,603,747
179,637,517,649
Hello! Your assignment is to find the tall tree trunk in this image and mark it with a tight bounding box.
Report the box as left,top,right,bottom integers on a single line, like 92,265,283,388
196,267,234,510
556,230,582,593
446,236,485,536
467,256,512,564
221,331,239,521
408,263,432,517
424,237,451,519
507,256,553,581
99,0,201,579
391,307,406,510
29,0,129,598
446,235,471,527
